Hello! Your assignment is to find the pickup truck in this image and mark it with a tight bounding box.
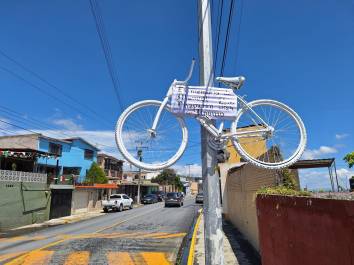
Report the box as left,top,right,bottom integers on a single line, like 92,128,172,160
102,193,133,212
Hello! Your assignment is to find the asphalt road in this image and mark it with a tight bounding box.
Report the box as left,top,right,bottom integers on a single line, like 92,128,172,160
0,196,201,265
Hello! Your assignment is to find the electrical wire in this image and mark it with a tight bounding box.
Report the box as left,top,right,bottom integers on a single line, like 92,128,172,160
219,0,235,77
0,49,110,125
0,66,112,128
89,0,124,111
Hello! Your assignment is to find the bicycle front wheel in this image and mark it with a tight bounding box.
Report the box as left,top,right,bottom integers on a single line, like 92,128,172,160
231,99,306,169
115,100,188,171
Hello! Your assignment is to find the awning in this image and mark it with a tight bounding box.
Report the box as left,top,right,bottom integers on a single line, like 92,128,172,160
75,183,118,189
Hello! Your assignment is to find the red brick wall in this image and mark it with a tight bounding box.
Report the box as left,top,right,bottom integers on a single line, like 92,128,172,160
256,195,354,265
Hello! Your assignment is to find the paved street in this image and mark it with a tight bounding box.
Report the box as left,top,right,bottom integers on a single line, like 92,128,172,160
0,197,201,265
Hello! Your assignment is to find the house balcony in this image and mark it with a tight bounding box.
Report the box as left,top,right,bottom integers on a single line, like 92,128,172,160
48,174,76,190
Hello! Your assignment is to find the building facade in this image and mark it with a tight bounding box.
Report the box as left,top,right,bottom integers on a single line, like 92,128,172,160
97,153,123,183
0,134,100,229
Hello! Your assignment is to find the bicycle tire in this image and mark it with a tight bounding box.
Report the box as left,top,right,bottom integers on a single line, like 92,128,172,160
231,99,307,169
115,100,188,171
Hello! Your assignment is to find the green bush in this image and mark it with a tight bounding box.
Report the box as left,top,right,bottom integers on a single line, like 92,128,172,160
280,169,297,190
257,186,311,197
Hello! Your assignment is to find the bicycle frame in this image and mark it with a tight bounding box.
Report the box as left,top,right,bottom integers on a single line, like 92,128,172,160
150,81,272,141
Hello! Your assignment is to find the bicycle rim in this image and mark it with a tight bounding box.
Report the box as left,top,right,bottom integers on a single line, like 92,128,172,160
231,99,306,169
115,100,188,171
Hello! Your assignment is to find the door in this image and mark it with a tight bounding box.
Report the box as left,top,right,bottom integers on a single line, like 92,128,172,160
50,189,73,219
123,195,130,207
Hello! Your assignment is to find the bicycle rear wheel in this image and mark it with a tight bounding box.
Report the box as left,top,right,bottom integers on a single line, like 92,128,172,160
115,100,188,171
231,99,306,169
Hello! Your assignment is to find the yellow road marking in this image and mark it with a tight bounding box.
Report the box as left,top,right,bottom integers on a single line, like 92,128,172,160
0,236,28,243
6,206,164,264
152,232,186,239
187,209,203,265
0,252,25,263
138,232,169,238
64,251,90,265
0,236,47,244
141,252,170,265
107,252,134,265
6,250,54,265
95,207,162,233
5,238,66,265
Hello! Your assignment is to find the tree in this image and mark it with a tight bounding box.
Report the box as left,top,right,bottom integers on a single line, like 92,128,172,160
343,152,354,168
85,162,108,184
152,168,184,191
279,169,297,190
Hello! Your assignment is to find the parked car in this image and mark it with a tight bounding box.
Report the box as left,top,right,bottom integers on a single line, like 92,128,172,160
165,192,184,207
152,190,165,201
195,193,203,204
102,194,133,212
142,194,158,204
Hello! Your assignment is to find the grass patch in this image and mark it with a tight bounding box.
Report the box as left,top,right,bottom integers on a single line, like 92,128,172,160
257,186,311,197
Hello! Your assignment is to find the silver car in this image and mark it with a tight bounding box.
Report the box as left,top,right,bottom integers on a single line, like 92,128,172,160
195,193,203,204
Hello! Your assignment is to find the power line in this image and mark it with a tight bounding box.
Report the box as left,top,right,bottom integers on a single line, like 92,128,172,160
0,113,115,150
213,0,224,78
89,0,124,111
0,49,110,125
0,66,112,127
219,0,235,77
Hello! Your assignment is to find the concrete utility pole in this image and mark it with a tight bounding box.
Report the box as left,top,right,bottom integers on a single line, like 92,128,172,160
136,141,147,204
198,0,224,264
186,163,192,180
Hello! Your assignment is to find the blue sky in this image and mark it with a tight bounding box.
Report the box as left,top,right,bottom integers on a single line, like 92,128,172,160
0,1,353,189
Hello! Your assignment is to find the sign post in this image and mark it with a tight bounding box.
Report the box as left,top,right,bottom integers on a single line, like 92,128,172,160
198,0,224,264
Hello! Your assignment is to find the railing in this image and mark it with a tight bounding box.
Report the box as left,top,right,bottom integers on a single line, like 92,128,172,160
0,170,47,183
48,174,76,185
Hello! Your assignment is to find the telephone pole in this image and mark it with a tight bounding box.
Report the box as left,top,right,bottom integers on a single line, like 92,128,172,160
136,141,148,204
186,163,193,180
198,0,224,264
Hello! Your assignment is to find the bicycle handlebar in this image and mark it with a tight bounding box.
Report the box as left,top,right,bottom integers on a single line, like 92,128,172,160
174,58,195,86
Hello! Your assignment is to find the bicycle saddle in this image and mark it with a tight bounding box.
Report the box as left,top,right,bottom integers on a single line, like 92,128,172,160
216,76,245,89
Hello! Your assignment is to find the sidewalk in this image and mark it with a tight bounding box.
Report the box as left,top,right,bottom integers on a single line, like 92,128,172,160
193,215,261,265
1,209,105,238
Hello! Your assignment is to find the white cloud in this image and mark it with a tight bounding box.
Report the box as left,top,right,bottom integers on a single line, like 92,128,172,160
0,117,14,130
302,146,338,160
299,167,354,191
335,133,349,140
173,163,202,178
52,119,83,131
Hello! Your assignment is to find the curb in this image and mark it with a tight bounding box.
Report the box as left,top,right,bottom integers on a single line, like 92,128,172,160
187,209,203,265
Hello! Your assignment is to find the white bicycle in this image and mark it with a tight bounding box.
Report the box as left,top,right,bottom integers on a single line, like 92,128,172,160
115,61,306,171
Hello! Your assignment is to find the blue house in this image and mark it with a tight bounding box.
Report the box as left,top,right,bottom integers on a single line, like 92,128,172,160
37,136,100,183
0,133,100,183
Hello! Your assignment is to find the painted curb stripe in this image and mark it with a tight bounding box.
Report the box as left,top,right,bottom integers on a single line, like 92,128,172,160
187,209,203,265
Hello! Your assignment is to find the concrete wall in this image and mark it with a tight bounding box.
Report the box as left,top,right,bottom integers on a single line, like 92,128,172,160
71,189,101,214
256,195,354,265
224,163,277,251
0,134,38,149
0,181,50,230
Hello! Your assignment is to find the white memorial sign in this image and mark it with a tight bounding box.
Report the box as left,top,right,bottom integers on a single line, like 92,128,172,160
171,85,238,120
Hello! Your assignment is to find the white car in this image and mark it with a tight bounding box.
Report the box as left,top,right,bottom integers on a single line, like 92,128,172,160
102,194,133,212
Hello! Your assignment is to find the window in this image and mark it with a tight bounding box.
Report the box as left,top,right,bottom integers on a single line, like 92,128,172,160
63,167,81,175
49,143,62,156
123,195,129,199
110,195,121,199
84,149,94,160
